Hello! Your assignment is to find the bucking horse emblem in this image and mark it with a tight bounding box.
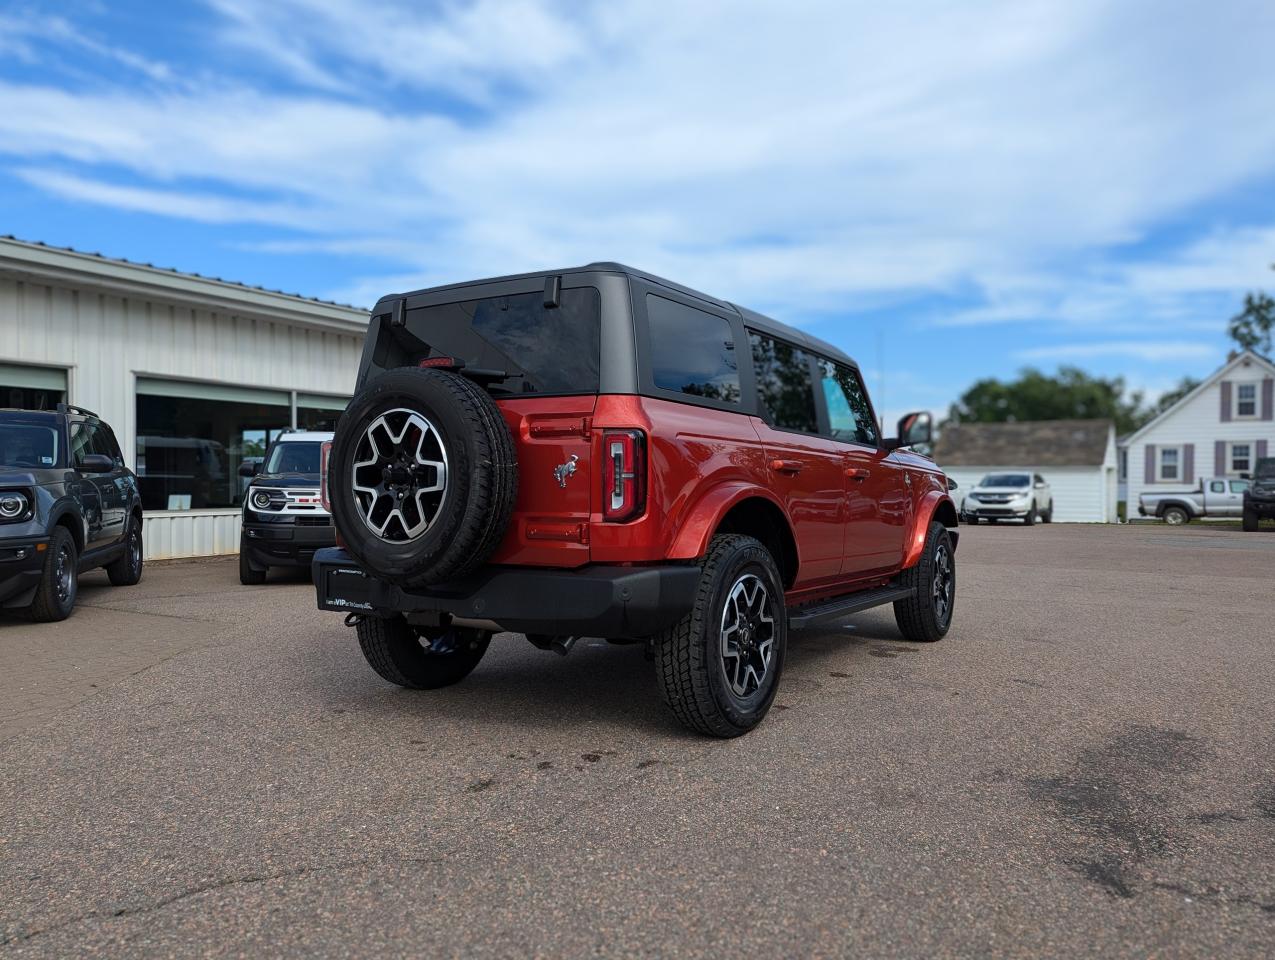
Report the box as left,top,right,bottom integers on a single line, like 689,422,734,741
553,454,579,489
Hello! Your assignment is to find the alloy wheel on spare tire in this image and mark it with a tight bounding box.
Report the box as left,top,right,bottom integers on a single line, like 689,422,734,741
328,367,517,587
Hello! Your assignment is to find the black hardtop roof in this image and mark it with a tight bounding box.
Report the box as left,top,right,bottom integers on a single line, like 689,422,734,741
376,262,858,370
0,408,61,422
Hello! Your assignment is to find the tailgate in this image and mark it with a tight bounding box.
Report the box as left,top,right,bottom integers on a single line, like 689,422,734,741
490,396,597,566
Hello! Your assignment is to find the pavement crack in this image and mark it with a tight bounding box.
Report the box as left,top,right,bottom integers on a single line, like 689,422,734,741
1,856,441,946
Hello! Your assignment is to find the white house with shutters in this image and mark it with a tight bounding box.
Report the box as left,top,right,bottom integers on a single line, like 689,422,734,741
1122,350,1275,507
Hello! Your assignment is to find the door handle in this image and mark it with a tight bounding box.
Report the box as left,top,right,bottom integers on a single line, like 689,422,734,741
770,459,803,475
845,467,871,481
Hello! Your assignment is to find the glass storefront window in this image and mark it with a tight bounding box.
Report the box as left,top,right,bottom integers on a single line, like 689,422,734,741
0,363,67,411
135,387,290,510
297,393,348,432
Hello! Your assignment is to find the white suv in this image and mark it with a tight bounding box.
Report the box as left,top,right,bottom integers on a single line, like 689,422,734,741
962,471,1053,525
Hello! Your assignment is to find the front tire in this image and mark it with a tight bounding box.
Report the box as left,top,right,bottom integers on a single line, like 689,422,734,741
893,522,956,643
654,535,787,738
29,527,78,623
1042,505,1053,523
1024,503,1037,526
1242,507,1259,532
357,616,491,689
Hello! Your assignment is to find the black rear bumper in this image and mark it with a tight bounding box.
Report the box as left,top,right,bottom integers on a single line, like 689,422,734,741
312,548,701,638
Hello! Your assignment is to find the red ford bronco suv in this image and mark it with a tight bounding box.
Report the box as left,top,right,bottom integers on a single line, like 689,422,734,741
313,264,958,737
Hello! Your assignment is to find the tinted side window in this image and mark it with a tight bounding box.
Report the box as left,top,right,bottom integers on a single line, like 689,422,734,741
749,332,817,433
93,423,122,464
817,358,879,446
646,295,740,403
69,420,95,465
1210,481,1224,493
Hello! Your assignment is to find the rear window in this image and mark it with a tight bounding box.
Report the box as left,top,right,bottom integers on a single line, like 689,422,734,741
0,423,59,467
646,295,740,403
265,441,322,475
401,287,600,395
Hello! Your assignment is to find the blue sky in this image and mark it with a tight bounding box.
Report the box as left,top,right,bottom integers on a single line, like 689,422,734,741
2,0,1275,424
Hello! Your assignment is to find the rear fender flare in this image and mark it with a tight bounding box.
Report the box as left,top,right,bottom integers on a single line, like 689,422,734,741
668,482,794,563
903,491,959,569
1156,499,1197,518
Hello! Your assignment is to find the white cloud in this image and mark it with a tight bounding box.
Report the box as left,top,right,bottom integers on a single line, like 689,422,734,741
0,0,1273,326
1013,341,1220,364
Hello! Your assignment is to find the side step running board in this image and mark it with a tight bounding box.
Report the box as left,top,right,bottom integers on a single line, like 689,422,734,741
788,584,914,631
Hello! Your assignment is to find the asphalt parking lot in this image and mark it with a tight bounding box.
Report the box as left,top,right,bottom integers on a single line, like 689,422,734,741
2,523,1274,958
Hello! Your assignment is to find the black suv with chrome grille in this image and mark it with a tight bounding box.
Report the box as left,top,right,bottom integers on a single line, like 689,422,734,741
0,404,144,621
239,430,336,584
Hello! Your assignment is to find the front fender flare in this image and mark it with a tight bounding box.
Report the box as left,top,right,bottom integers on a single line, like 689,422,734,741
667,482,793,562
903,491,959,569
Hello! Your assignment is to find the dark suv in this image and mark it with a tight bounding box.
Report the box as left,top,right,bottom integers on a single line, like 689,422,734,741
314,264,957,737
1243,457,1275,531
239,430,336,584
0,404,144,621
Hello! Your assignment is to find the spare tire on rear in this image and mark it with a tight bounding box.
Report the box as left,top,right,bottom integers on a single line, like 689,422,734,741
328,367,517,587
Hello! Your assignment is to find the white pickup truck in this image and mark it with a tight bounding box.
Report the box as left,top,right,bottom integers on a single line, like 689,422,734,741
1138,477,1251,525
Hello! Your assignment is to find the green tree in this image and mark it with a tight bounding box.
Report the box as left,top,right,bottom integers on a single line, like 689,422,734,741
1228,287,1275,356
1150,376,1201,416
945,366,1149,435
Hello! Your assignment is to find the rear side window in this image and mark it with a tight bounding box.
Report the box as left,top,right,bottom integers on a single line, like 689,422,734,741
645,295,740,403
400,287,600,395
749,332,817,433
817,358,879,446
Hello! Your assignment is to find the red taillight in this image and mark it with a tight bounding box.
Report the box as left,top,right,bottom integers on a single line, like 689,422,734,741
319,441,332,512
602,429,646,522
419,356,462,369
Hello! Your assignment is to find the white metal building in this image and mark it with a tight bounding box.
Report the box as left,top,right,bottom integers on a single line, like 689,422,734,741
934,418,1119,523
1121,349,1274,508
0,236,367,558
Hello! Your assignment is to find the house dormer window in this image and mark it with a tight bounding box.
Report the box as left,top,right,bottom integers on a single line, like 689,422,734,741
1236,382,1258,418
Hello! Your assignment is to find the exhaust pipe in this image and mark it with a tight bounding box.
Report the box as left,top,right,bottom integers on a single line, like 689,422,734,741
551,636,578,657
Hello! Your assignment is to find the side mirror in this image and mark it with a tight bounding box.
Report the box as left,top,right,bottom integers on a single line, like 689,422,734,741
1241,473,1252,481
78,453,115,474
238,461,260,478
946,477,958,491
1035,481,1047,489
885,411,933,450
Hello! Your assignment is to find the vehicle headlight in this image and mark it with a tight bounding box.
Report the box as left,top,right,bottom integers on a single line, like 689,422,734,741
251,490,275,510
0,491,31,521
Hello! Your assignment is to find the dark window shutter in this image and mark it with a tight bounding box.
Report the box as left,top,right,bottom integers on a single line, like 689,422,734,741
1215,440,1227,476
1262,378,1273,421
1145,444,1156,484
1183,444,1194,485
1258,439,1268,461
1220,380,1232,422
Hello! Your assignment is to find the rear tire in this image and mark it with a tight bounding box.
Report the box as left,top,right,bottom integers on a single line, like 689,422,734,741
654,535,786,738
893,522,955,643
1162,506,1189,526
105,520,144,587
1242,507,1259,532
239,548,267,585
28,527,77,623
357,616,490,689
